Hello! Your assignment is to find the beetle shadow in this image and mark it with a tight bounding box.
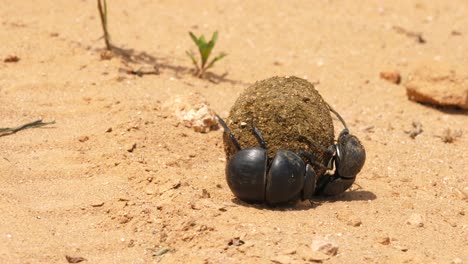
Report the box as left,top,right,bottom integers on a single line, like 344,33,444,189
230,190,377,211
230,198,315,211
310,190,377,204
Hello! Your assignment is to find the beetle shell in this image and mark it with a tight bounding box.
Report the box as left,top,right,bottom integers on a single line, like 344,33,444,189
226,147,267,203
266,150,305,204
226,148,317,205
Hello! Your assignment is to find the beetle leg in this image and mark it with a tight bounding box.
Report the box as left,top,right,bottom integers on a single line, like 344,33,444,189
302,164,317,200
317,104,364,196
216,115,241,151
315,143,357,196
324,145,337,170
315,172,356,196
250,119,266,149
297,151,328,171
299,147,355,196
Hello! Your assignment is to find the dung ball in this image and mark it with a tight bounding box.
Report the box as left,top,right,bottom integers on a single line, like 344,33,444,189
223,76,334,174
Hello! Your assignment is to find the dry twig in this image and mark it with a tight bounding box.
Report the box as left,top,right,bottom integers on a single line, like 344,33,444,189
0,120,55,137
405,121,423,139
393,26,426,44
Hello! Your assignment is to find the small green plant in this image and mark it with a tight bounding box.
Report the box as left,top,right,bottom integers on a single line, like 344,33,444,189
97,0,112,50
186,31,227,78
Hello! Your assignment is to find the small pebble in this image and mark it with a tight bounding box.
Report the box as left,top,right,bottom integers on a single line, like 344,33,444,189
118,196,130,202
91,201,104,207
282,248,297,255
145,187,156,195
153,247,171,256
127,143,137,152
393,245,409,252
127,239,135,248
65,255,86,263
4,55,20,63
228,237,245,246
200,189,211,198
78,136,89,142
100,50,113,60
380,70,401,84
349,218,362,227
337,211,362,227
311,238,338,256
162,93,219,133
376,236,391,245
455,187,468,200
406,213,424,227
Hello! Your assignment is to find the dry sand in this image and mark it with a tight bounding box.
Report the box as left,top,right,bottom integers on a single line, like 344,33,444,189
1,1,467,263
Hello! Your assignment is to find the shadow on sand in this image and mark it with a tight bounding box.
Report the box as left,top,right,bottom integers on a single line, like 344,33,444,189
230,190,377,211
105,45,245,85
414,101,468,116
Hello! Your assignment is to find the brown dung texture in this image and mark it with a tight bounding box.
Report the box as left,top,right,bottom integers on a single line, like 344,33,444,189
223,76,334,174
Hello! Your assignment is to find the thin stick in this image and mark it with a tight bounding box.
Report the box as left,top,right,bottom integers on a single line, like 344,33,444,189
97,0,112,50
0,120,55,137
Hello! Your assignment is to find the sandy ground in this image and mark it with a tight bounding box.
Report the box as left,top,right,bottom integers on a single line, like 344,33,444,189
1,1,467,263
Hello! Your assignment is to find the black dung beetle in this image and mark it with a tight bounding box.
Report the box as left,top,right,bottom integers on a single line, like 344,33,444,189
216,105,366,205
314,106,366,196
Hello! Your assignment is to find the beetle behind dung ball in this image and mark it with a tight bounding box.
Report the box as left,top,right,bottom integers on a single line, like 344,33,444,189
218,76,366,205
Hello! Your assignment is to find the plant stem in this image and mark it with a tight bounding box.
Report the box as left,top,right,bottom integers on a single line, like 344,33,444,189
97,0,111,50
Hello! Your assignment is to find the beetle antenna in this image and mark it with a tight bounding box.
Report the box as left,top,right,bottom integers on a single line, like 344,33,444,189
327,103,349,132
215,114,241,151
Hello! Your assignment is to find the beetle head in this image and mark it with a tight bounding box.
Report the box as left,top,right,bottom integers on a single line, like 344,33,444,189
335,130,366,179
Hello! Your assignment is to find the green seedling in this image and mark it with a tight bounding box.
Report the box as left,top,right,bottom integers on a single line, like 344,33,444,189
97,0,112,50
186,31,227,78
